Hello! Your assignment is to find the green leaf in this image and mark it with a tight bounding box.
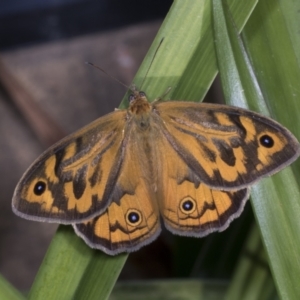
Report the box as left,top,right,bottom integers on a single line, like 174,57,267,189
120,0,257,106
213,0,300,298
110,280,227,300
28,226,127,299
0,274,25,300
225,225,276,299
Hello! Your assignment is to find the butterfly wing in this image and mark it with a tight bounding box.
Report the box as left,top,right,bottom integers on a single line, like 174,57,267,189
151,126,250,237
12,110,129,223
74,121,161,255
163,184,250,237
155,101,300,190
74,189,160,255
149,101,300,236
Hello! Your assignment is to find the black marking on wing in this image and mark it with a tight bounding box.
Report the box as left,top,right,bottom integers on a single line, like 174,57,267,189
226,114,247,138
177,169,201,188
199,140,217,162
50,181,69,212
75,137,83,153
89,163,102,188
229,136,242,148
109,185,135,206
54,148,66,176
212,138,236,166
73,164,88,199
172,124,208,142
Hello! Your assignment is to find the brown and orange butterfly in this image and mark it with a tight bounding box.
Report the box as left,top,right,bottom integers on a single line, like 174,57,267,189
12,89,300,255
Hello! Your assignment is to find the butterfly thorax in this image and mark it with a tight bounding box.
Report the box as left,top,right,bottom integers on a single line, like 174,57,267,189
128,91,152,130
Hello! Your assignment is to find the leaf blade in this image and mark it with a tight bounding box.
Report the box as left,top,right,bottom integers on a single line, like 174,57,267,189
213,0,300,298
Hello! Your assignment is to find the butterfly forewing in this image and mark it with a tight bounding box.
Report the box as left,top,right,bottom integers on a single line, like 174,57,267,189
12,110,128,223
156,101,300,190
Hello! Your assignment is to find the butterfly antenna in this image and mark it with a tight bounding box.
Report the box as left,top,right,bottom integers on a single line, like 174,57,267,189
140,37,164,90
85,62,130,90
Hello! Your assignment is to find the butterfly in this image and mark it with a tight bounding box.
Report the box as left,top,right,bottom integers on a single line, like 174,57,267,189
12,89,300,255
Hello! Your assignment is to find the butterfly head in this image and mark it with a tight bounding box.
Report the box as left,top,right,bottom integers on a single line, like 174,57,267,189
127,90,152,130
128,90,151,116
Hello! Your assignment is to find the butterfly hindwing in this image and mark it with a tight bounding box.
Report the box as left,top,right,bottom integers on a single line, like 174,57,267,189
162,181,250,237
74,190,161,255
